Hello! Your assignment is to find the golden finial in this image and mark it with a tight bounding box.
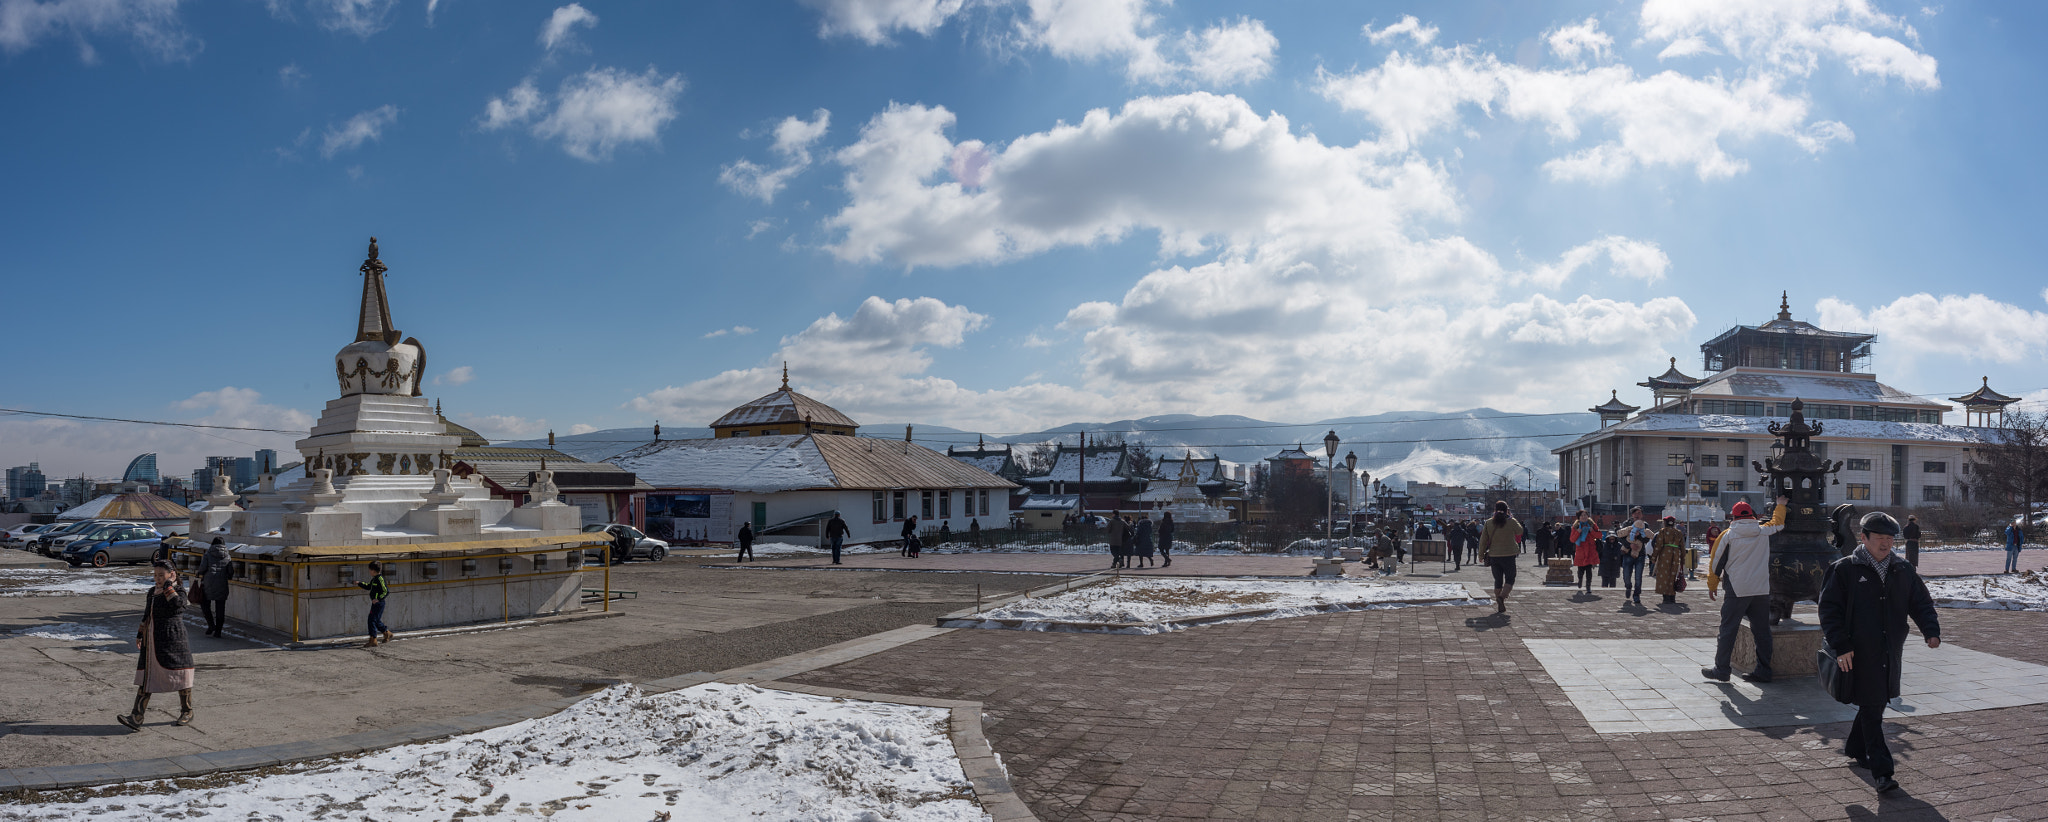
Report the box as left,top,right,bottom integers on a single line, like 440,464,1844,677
781,362,790,391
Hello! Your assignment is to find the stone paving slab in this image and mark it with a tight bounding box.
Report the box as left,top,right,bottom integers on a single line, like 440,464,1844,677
1526,635,2048,734
1914,546,2048,576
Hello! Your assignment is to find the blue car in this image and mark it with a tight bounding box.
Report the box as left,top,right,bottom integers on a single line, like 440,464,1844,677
63,525,164,568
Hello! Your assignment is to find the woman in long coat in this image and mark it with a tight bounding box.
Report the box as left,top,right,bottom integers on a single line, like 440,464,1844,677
1133,517,1155,568
121,561,195,730
1651,516,1687,604
198,538,233,637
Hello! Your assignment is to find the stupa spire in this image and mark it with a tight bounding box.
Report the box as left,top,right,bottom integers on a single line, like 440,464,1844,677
780,361,790,391
357,236,401,344
1776,291,1793,321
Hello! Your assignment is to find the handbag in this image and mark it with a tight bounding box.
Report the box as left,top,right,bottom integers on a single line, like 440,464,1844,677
1674,576,1687,593
1816,642,1855,704
187,581,206,606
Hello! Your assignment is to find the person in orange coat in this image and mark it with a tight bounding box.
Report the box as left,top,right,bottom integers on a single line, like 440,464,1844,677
1570,510,1602,594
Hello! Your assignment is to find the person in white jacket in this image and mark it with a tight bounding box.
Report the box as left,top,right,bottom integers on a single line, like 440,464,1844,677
1702,495,1789,683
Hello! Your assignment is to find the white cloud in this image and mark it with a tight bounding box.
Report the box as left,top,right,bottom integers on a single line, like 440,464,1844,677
801,0,966,45
1364,15,1437,47
320,104,398,159
0,0,197,62
1528,236,1670,288
720,109,831,203
539,3,596,52
0,387,313,480
434,366,475,386
293,0,399,39
1546,17,1613,63
567,423,598,435
278,62,306,87
484,68,686,162
1639,0,1939,89
1817,293,2048,364
701,325,757,339
1182,17,1277,86
1022,333,1054,348
458,414,546,440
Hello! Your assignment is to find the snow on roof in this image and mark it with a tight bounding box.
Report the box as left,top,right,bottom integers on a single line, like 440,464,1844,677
951,454,1010,474
1017,494,1081,510
1688,370,1938,406
1556,413,2003,452
614,435,1015,493
710,389,859,429
1025,448,1129,484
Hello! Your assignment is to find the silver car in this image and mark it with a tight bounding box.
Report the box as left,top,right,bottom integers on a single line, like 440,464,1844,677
581,523,669,563
1,524,54,549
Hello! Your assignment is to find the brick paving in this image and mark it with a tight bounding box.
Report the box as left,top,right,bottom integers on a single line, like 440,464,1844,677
788,586,2048,821
1914,547,2048,577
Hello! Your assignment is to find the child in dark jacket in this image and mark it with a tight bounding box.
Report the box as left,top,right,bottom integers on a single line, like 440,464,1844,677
358,562,391,648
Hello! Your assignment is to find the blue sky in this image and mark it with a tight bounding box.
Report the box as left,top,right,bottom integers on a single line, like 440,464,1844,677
4,0,2047,479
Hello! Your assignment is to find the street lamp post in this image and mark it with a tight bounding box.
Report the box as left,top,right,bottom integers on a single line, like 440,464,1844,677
1683,456,1697,579
1323,430,1340,559
1345,451,1360,555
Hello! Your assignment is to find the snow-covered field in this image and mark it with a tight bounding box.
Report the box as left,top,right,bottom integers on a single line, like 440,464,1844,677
3,683,992,822
958,578,1474,633
0,569,151,597
1927,571,2048,611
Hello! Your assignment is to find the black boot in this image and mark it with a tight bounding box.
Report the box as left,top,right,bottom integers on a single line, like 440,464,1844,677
175,689,194,726
1662,594,1675,604
117,688,149,731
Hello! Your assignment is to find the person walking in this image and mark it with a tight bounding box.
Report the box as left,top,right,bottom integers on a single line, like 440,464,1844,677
358,561,392,648
1533,521,1554,568
1106,512,1128,569
1703,497,1789,683
197,538,232,637
736,521,755,563
1652,516,1687,605
967,518,981,550
937,521,953,549
1902,515,1921,568
1479,502,1524,615
1122,514,1138,565
1134,515,1155,569
1571,512,1601,594
118,561,196,730
1598,531,1623,589
825,513,849,565
1620,507,1651,605
898,516,919,558
1819,511,1941,795
1444,522,1463,570
1157,512,1175,567
2005,519,2026,574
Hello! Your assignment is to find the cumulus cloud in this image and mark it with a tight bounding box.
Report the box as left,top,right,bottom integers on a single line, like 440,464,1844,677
320,105,398,159
1528,236,1670,288
702,325,756,339
804,0,1275,87
0,0,197,62
1639,0,1940,89
1364,15,1436,47
567,423,598,435
1817,293,2048,364
1546,17,1613,63
434,366,475,386
270,0,400,39
457,414,545,440
720,109,831,203
482,68,686,162
539,2,595,52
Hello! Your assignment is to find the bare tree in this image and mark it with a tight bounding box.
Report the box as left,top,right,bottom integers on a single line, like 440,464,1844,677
1014,443,1056,477
1969,409,2048,528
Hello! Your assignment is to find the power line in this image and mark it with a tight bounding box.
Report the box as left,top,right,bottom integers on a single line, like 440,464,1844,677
0,407,302,434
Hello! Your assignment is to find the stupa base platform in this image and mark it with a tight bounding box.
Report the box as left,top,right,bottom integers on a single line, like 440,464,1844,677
1732,618,1823,677
171,537,612,643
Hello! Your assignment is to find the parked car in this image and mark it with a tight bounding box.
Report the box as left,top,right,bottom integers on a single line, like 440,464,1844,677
580,523,668,563
63,525,164,567
43,522,141,557
32,520,119,555
1,524,54,549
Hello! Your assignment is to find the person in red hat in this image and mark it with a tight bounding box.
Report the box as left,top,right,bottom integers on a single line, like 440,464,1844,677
1703,495,1788,683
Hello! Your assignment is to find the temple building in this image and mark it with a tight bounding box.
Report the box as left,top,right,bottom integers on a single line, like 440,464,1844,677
612,388,1016,546
178,239,603,642
1019,442,1154,513
1554,294,2018,517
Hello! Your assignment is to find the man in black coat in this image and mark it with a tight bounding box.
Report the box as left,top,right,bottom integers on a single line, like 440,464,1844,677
1819,511,1941,795
825,513,849,565
1901,515,1921,567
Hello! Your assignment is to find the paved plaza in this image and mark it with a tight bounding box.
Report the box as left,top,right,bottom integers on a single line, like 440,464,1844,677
3,549,2045,820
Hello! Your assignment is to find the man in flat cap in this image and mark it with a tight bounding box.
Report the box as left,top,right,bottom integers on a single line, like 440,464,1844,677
1818,511,1941,795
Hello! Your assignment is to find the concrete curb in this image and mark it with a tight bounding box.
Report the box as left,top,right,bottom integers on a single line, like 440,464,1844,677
3,601,1039,820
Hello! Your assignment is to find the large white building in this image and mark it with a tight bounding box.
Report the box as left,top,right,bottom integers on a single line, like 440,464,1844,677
1554,294,2022,517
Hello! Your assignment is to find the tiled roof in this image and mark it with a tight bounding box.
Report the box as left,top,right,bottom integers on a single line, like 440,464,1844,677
59,493,194,521
1024,447,1133,484
1687,369,1938,406
1951,377,2021,407
613,435,1015,493
710,389,860,429
1554,413,2003,453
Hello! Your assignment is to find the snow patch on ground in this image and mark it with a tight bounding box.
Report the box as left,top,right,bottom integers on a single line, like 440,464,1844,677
746,541,899,557
3,683,991,822
0,569,151,597
1927,571,2048,611
963,578,1474,633
16,622,122,642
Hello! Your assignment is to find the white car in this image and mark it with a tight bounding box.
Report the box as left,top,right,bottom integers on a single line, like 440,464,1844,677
1,524,54,549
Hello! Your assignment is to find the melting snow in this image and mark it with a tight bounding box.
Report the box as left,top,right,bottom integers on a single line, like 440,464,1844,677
4,683,991,822
1927,571,2048,611
16,622,123,642
962,578,1473,633
0,569,152,598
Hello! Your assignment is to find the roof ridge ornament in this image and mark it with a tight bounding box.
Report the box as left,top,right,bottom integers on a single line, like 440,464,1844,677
1777,290,1793,322
357,236,401,345
781,362,790,391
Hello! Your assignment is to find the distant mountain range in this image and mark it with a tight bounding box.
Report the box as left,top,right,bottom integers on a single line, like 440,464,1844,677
499,409,1597,491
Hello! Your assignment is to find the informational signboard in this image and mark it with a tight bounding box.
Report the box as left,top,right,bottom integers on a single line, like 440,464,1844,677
645,491,735,544
565,494,609,526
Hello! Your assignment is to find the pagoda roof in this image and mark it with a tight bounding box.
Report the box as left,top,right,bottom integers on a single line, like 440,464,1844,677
1701,292,1875,349
711,387,860,430
1638,358,1703,390
1590,390,1640,414
1950,376,2021,407
58,492,194,522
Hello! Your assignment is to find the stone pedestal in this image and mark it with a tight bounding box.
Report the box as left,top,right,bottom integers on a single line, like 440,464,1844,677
1545,558,1577,586
1310,557,1345,576
1733,618,1823,676
1339,547,1364,562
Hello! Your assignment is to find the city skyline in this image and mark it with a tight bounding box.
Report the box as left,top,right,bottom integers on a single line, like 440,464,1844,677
4,0,2046,478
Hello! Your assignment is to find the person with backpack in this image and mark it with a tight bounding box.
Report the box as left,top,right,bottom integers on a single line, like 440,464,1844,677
1819,511,1941,795
1479,502,1524,615
358,561,391,648
825,513,849,565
